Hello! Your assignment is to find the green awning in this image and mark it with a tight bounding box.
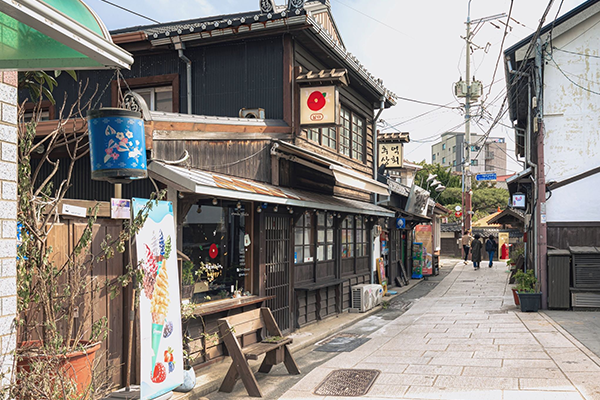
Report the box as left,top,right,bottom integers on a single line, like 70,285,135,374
0,0,133,70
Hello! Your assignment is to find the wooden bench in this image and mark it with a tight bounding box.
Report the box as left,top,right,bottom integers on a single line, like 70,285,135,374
217,307,300,397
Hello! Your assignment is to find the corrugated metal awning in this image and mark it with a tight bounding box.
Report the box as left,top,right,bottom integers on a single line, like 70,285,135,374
272,140,389,196
148,162,394,217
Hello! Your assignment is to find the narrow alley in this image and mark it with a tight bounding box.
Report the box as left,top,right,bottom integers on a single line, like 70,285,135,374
209,260,600,400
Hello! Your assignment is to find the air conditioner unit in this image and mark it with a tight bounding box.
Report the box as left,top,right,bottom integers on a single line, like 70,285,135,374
239,108,265,119
350,284,384,312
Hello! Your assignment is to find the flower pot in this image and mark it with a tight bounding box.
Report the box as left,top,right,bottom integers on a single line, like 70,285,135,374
512,288,520,306
87,108,147,183
518,292,542,312
175,367,196,392
17,340,101,396
181,284,194,299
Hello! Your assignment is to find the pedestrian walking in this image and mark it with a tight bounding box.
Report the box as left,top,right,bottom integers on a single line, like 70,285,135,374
471,233,482,270
461,230,472,264
485,235,498,268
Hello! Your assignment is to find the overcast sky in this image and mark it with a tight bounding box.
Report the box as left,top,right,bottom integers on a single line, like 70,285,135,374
89,0,584,173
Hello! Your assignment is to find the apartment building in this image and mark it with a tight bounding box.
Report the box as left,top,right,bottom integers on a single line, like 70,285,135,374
431,132,507,175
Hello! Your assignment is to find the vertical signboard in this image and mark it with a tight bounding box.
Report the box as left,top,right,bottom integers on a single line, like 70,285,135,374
300,86,338,125
378,142,403,168
133,199,184,399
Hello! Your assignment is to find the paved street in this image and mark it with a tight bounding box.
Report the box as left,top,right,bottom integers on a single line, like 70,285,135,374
277,260,600,400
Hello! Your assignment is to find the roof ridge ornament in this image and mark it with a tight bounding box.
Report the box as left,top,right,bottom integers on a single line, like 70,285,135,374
260,0,276,13
288,0,305,9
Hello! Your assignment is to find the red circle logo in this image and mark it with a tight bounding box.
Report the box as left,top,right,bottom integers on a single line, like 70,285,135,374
209,244,218,259
307,91,326,111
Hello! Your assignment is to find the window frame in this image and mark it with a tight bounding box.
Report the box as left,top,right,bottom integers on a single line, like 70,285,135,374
316,212,335,261
111,74,180,112
294,213,314,264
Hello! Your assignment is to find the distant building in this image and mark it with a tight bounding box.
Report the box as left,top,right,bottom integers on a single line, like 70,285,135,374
431,132,507,174
387,160,422,187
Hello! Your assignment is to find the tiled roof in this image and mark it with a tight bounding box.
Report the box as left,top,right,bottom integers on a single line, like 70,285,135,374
110,3,396,106
378,132,410,143
296,68,349,85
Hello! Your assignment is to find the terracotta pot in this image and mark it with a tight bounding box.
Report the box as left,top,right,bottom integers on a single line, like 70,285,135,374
512,288,520,306
17,340,101,396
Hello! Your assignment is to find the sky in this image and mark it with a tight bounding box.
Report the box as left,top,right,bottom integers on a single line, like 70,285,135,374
89,0,584,174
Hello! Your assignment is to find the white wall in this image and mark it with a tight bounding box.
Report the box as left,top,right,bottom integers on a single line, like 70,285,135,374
544,11,600,222
0,71,17,386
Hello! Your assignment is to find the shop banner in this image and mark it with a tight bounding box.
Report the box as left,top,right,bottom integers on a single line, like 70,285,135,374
133,198,184,400
414,225,433,276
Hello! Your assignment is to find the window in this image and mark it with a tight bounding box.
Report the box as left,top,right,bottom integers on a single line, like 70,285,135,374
340,107,351,157
471,159,478,166
471,145,478,152
453,160,456,166
351,114,365,162
341,216,354,258
442,144,446,150
303,127,337,150
355,216,367,257
317,213,335,261
442,157,446,164
453,146,456,153
136,86,174,112
182,205,248,304
322,127,337,150
294,214,313,264
432,154,436,161
307,127,319,143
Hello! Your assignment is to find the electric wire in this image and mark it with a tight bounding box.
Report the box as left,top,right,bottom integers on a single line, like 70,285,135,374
331,0,413,39
97,0,160,23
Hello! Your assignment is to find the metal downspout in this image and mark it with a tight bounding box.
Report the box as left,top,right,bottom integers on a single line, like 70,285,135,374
178,49,192,114
371,98,385,284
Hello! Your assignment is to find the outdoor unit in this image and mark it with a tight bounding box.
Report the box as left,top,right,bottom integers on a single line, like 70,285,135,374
350,284,384,313
239,108,265,119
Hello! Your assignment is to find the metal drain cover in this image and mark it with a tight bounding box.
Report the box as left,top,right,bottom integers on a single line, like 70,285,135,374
314,369,380,396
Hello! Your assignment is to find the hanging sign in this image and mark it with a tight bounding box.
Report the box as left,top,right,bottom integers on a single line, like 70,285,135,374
133,199,183,400
396,217,406,229
300,86,338,125
512,192,526,209
378,143,403,168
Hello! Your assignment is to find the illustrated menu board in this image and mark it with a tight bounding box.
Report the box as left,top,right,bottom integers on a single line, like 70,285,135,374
412,242,424,279
415,224,433,276
133,199,184,400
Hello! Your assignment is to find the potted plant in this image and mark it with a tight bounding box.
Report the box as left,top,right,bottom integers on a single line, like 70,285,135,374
181,260,196,299
514,269,541,312
175,303,197,392
14,89,164,399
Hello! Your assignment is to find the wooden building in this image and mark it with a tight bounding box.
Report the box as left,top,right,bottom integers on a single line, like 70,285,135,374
37,0,407,372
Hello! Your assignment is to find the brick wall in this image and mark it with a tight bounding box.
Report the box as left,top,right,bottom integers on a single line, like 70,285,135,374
0,71,17,387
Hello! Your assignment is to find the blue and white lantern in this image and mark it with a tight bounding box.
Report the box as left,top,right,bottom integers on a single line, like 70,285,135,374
87,108,147,183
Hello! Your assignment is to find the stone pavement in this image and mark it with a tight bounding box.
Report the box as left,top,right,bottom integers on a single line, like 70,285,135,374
279,260,600,400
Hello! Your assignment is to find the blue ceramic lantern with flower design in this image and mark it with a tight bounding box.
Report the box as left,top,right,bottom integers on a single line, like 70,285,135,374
87,108,147,183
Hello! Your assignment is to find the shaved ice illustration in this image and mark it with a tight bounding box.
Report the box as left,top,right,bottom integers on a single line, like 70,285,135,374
142,229,173,375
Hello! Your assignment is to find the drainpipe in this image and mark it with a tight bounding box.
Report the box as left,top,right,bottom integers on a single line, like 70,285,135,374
178,49,192,114
371,97,385,284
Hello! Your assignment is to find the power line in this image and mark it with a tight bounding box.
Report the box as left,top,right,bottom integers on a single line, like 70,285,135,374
552,46,600,59
395,96,460,110
97,0,160,24
331,0,413,39
484,0,514,102
548,54,600,96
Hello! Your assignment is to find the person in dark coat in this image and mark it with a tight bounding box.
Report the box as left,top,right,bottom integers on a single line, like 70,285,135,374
471,233,483,270
485,235,498,268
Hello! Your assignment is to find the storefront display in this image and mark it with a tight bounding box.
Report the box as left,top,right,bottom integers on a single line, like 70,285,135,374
182,204,249,303
412,242,424,279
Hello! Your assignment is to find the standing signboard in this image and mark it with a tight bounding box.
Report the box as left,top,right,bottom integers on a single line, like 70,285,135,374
415,224,433,276
133,199,184,399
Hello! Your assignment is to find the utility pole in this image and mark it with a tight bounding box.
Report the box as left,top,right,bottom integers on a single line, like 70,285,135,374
455,5,505,233
464,5,472,233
